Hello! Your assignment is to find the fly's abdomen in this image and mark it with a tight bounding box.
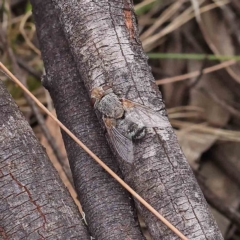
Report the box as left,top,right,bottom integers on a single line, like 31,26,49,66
117,112,146,140
127,122,146,140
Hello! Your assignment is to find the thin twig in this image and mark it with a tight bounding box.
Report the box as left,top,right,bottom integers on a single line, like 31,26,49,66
0,62,189,240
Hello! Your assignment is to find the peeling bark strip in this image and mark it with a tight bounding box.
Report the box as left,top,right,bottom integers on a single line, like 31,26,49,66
51,0,223,239
30,0,145,239
0,81,90,239
124,9,134,39
123,0,135,40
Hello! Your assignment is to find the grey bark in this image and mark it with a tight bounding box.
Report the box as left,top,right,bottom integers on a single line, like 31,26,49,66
50,0,223,239
30,0,145,239
0,81,90,239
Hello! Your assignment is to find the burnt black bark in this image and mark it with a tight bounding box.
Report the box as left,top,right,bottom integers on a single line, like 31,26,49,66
30,0,145,239
49,0,223,239
0,81,90,239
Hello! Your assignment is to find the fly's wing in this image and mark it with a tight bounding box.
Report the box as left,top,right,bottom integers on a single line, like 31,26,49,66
128,103,171,129
106,126,134,163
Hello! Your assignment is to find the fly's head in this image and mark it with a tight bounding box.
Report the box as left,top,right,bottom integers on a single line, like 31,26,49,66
90,85,113,109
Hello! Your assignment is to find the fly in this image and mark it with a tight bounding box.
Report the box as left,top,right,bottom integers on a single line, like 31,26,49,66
91,86,170,163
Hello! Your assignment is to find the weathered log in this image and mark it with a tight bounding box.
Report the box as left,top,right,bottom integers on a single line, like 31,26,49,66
30,0,145,239
0,81,90,239
50,0,223,239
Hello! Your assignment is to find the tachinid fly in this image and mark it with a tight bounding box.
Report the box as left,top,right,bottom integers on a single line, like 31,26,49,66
91,86,170,163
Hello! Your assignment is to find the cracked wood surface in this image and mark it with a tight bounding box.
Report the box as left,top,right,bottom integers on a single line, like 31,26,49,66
51,0,223,239
30,0,145,239
0,81,90,239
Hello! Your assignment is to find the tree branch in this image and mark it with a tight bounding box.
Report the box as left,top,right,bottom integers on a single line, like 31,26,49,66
30,0,145,239
50,0,223,239
0,81,90,239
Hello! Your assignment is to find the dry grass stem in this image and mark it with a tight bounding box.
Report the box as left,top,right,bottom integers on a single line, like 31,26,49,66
143,0,230,51
134,0,156,12
19,11,41,55
140,0,185,40
156,59,236,85
167,105,205,114
171,120,240,142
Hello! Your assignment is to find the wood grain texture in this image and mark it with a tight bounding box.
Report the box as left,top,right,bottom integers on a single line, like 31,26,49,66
0,81,90,239
30,0,145,239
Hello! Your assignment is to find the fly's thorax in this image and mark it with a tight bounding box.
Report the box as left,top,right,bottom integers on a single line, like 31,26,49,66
97,93,124,119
